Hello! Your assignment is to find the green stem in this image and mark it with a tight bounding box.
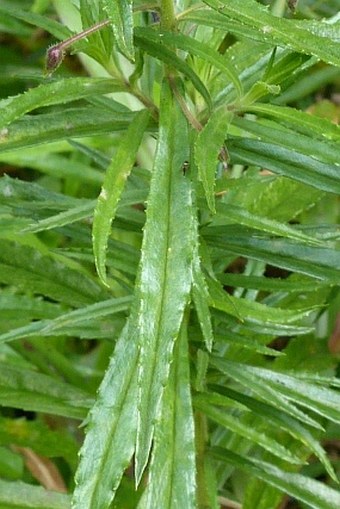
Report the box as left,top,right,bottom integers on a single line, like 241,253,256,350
271,0,287,17
160,0,176,31
195,411,212,509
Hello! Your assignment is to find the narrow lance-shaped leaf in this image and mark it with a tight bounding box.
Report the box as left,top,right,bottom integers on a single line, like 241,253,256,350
215,202,321,245
207,276,313,325
0,479,71,509
195,394,304,465
0,107,138,153
138,316,197,509
234,363,340,424
210,385,337,482
0,3,73,40
246,103,340,142
195,107,233,212
92,109,149,285
0,78,122,130
0,296,132,344
233,115,340,165
211,448,340,509
134,28,212,111
103,0,134,61
150,31,242,98
72,314,140,509
24,201,95,233
0,240,109,307
211,357,323,430
203,0,340,67
228,137,340,194
204,232,340,283
0,363,92,419
135,80,196,481
192,245,214,351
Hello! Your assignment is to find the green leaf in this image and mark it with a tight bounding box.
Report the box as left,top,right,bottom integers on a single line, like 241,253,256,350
246,103,340,142
0,106,138,153
0,240,108,307
23,201,95,233
0,153,103,184
195,107,233,212
181,10,274,45
210,448,340,509
192,250,214,351
216,175,324,224
214,332,284,357
214,202,321,245
210,385,337,482
0,479,71,509
218,273,333,293
0,296,133,344
135,81,196,481
134,28,212,111
232,116,340,166
226,363,340,424
103,0,134,61
214,357,340,424
228,137,340,194
0,362,92,418
204,231,340,283
93,109,149,285
202,0,340,67
195,394,304,465
151,31,242,98
73,317,139,509
211,357,323,430
207,277,313,325
138,318,196,509
0,78,122,130
0,3,72,40
0,293,62,321
79,0,114,62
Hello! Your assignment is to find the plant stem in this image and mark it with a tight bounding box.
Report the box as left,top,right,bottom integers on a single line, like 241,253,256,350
57,19,111,51
195,411,212,509
160,0,176,31
45,19,111,75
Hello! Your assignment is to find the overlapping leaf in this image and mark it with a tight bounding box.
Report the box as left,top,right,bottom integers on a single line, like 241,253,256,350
72,318,140,509
103,0,134,61
93,109,149,285
0,363,92,419
0,479,71,509
135,81,196,480
202,0,340,66
211,448,340,509
138,320,196,509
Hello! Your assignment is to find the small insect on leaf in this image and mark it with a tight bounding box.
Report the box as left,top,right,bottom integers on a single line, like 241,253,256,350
182,160,190,175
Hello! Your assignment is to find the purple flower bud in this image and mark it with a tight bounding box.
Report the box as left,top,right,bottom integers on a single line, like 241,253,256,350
45,45,65,75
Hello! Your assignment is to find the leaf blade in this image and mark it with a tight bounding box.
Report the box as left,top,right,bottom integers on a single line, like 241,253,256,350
135,81,196,480
72,318,139,509
138,318,197,509
195,108,233,212
202,0,340,67
211,448,340,509
93,109,149,285
103,0,134,60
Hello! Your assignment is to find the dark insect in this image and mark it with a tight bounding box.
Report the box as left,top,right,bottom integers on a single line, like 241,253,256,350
182,161,190,175
287,0,298,11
